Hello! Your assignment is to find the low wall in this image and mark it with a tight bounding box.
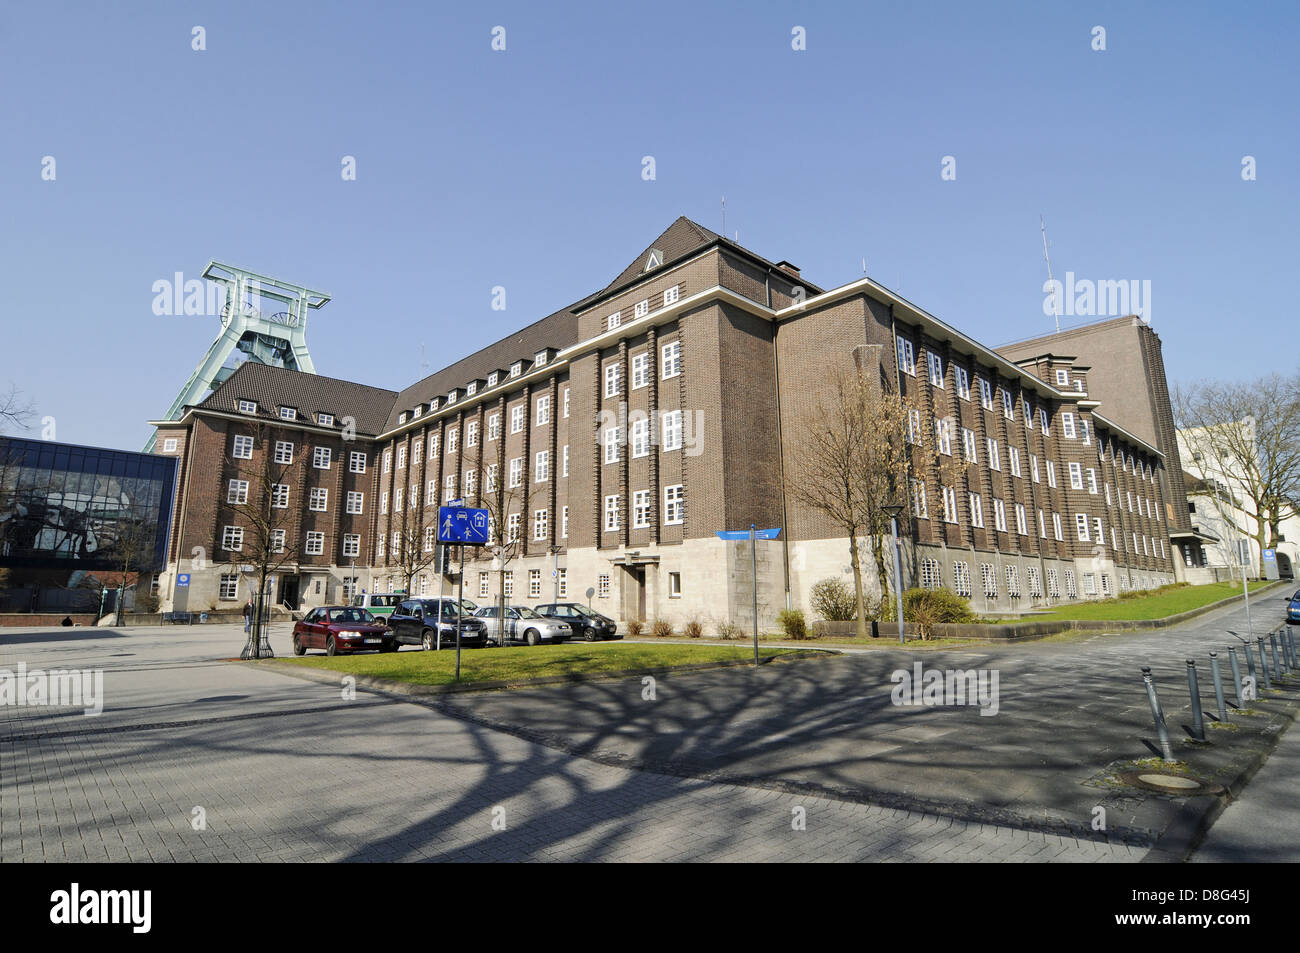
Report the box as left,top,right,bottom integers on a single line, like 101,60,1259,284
0,613,98,628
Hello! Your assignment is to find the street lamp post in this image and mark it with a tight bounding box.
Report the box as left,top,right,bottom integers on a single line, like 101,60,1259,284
881,504,906,644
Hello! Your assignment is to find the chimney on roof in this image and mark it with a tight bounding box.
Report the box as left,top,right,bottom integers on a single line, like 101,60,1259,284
775,260,801,279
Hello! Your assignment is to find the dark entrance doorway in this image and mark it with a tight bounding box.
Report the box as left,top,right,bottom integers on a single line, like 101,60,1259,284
1279,553,1294,579
623,565,646,622
280,576,300,610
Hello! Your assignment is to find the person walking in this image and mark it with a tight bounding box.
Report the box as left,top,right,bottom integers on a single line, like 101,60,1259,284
242,598,253,634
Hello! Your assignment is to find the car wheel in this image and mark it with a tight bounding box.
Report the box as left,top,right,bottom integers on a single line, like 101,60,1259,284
422,629,435,651
584,628,597,642
525,628,541,646
326,636,337,657
292,635,306,656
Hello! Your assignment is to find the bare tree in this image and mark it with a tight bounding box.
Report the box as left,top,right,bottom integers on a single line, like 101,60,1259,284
786,365,953,639
392,491,442,596
221,423,303,658
0,384,34,435
1174,374,1300,576
480,481,543,645
103,514,159,625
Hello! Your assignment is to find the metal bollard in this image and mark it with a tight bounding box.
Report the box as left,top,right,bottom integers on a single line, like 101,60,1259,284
1209,651,1227,722
1270,633,1283,677
1288,628,1299,670
1186,660,1206,740
1245,640,1258,683
1229,647,1245,708
1284,628,1297,670
1142,667,1176,761
1258,637,1272,690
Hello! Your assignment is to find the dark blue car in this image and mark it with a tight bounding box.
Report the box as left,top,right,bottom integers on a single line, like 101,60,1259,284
1287,590,1300,624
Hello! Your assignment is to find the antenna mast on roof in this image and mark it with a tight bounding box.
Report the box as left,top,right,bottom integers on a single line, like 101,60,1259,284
1041,215,1061,333
420,342,430,377
721,196,726,236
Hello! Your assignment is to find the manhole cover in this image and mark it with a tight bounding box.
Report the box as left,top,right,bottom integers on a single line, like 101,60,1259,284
1137,774,1201,791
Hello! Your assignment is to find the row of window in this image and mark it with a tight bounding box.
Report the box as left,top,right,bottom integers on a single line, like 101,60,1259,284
226,480,365,515
230,436,366,473
220,526,362,558
604,340,683,396
607,287,681,332
235,399,336,428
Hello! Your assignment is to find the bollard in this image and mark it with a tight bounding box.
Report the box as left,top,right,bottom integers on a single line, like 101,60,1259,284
1258,637,1272,690
1209,651,1227,723
1142,667,1176,761
1245,640,1258,684
1186,660,1206,741
1288,628,1299,670
1229,647,1245,708
1284,627,1297,670
1270,633,1283,677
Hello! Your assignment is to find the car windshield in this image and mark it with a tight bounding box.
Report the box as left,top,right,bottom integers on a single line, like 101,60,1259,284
430,602,459,619
370,595,401,608
570,604,600,618
514,607,542,619
327,608,375,624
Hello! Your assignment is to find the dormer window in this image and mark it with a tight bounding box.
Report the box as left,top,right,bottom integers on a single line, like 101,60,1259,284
412,405,422,418
645,248,663,271
278,406,297,421
238,399,257,414
511,362,522,378
467,382,477,396
318,413,334,426
447,390,458,405
608,311,621,330
430,398,439,411
634,299,649,318
534,350,547,367
663,286,680,307
398,412,407,424
1055,369,1069,386
488,372,499,387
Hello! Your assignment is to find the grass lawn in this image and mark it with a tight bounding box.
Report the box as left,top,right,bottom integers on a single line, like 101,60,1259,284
1024,580,1276,622
273,642,796,687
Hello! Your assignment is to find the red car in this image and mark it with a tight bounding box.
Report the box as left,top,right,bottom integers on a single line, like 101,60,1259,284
292,606,397,656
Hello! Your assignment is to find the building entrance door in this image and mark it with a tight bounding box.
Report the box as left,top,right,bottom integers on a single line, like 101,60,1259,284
281,576,299,610
623,566,646,622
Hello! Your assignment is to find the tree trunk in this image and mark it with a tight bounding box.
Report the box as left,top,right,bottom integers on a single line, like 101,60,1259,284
849,533,867,640
871,533,889,620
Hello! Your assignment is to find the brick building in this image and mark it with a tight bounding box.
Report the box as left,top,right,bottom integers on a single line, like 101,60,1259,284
151,217,1179,623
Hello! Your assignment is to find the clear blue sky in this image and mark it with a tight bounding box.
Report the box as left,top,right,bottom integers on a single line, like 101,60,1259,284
2,1,1296,450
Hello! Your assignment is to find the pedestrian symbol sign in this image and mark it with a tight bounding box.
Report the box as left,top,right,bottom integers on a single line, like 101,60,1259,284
438,505,490,544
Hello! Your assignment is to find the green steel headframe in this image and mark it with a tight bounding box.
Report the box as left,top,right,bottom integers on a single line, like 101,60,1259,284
144,262,331,452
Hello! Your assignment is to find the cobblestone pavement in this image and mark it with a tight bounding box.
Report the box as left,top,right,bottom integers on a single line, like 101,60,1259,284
0,624,1145,862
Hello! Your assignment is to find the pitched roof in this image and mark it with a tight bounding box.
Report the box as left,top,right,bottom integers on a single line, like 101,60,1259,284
195,362,398,436
601,216,723,292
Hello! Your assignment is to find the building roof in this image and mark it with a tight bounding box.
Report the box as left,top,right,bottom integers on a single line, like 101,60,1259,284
191,362,399,436
601,216,723,292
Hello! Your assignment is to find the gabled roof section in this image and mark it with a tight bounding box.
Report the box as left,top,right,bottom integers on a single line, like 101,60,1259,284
602,216,722,292
194,363,398,437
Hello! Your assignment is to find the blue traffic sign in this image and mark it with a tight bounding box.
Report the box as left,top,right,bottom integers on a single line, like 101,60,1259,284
1264,548,1277,561
715,528,781,541
438,505,490,544
176,573,190,588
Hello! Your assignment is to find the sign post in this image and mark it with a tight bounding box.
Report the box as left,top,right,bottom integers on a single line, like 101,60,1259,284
715,527,781,667
438,502,490,681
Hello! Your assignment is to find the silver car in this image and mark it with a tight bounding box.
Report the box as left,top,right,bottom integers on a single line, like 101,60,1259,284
475,605,572,646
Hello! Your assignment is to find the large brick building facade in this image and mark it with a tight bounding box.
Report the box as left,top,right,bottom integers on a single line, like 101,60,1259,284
151,217,1179,624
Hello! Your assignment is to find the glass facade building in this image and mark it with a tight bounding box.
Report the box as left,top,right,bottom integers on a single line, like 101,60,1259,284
0,437,177,571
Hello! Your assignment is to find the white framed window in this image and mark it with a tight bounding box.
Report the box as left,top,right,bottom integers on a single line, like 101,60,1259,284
927,351,945,388
318,413,334,427
662,341,682,379
304,531,324,556
604,428,621,464
349,450,366,473
536,396,550,426
969,493,984,528
634,299,649,318
237,400,257,415
397,445,407,469
561,505,569,538
955,366,970,400
1079,420,1091,445
510,405,524,434
981,563,998,599
394,487,404,512
309,487,328,512
227,479,249,505
1055,369,1069,386
279,406,296,421
632,490,651,528
1069,462,1084,490
987,438,1001,471
380,491,389,514
1061,412,1076,439
534,509,549,541
907,408,922,444
429,435,439,459
920,558,942,590
962,428,977,463
504,570,515,597
162,437,178,453
562,444,569,478
934,417,952,456
911,479,928,519
662,410,683,452
1008,446,1021,477
1086,468,1098,494
896,337,916,376
608,311,622,330
1030,455,1040,483
511,361,523,378
426,480,436,506
977,376,993,410
563,388,570,417
273,440,293,464
668,571,681,598
631,353,650,389
232,435,254,459
1024,399,1034,430
1039,407,1051,435
270,529,286,554
1006,566,1020,598
534,350,548,368
1038,509,1047,538
664,485,684,525
604,495,620,532
1047,461,1057,488
346,491,363,515
445,473,459,501
1053,512,1064,541
383,449,391,473
343,534,360,557
487,414,500,440
509,457,522,488
529,568,542,598
465,470,477,497
942,485,958,523
598,574,610,599
604,363,622,397
485,464,498,493
1047,568,1061,599
221,525,243,551
953,561,972,598
663,286,679,307
1027,566,1042,598
1083,573,1097,596
1076,513,1090,541
377,535,385,558
219,573,240,599
631,418,650,458
271,484,289,509
535,450,550,482
1094,517,1105,547
447,429,458,455
506,513,520,543
313,447,331,469
993,498,1007,532
1001,389,1014,419
465,422,478,448
479,572,490,599
1015,503,1028,535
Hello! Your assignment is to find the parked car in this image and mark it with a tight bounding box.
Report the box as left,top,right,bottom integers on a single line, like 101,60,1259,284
475,605,572,646
1286,590,1300,624
533,603,620,641
388,598,488,650
349,592,404,622
292,606,396,656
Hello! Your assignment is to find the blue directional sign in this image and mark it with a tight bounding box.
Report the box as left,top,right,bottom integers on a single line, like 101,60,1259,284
438,505,490,544
176,573,190,588
715,528,781,541
1264,548,1277,561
